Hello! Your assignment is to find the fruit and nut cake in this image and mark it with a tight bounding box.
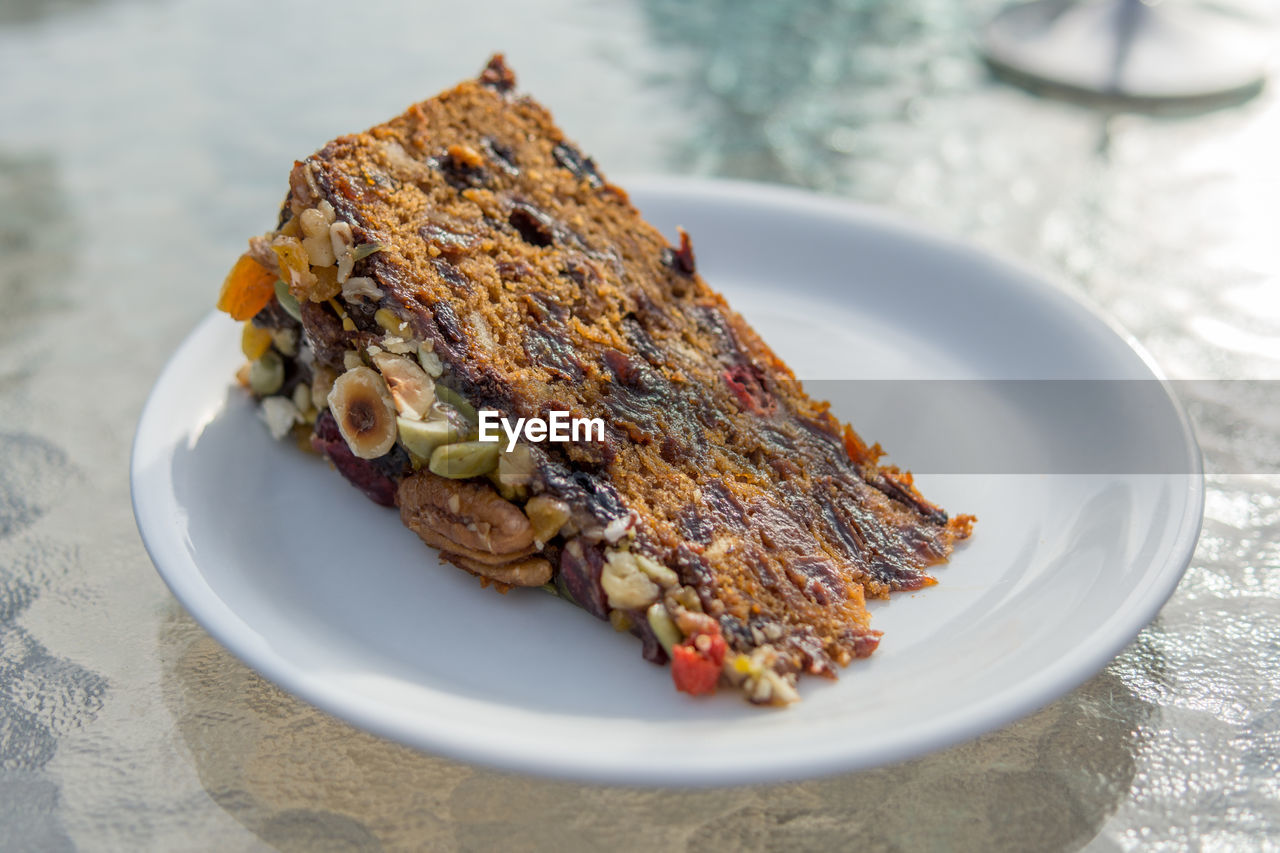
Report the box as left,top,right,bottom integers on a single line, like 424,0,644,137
216,56,973,706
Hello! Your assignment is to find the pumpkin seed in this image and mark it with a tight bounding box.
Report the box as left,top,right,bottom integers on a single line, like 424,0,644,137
646,602,682,655
248,351,284,395
397,417,466,460
273,279,303,321
434,384,479,427
352,242,384,262
429,440,499,479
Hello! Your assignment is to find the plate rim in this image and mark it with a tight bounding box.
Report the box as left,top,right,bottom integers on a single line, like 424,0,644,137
132,176,1205,786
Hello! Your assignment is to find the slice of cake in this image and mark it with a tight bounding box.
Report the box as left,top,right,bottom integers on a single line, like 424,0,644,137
216,56,973,705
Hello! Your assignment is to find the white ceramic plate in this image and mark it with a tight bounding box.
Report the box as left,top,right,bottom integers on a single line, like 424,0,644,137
132,177,1203,786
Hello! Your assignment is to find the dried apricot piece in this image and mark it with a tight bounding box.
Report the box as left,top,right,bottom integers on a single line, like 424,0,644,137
217,254,277,320
240,322,273,360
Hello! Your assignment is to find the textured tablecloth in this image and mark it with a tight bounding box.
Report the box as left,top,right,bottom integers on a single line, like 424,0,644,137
2,0,1278,849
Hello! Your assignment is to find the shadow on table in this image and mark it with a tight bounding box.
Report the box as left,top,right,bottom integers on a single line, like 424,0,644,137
159,602,1161,852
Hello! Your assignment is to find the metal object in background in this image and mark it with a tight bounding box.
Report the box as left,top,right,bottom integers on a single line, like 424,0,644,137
982,0,1270,107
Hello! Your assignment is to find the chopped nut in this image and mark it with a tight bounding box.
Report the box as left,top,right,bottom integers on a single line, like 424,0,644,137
603,512,636,543
259,396,301,440
492,442,535,499
632,552,679,588
291,382,314,420
445,553,552,587
751,670,800,706
646,602,682,655
299,207,328,238
337,251,355,284
417,345,444,378
247,234,280,273
341,275,383,302
398,472,536,564
329,220,354,264
468,311,495,351
371,351,435,419
524,495,570,546
380,336,417,355
601,550,660,610
327,365,398,458
270,327,298,357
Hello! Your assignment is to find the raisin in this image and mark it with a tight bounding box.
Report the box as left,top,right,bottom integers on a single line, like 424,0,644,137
482,136,519,176
478,54,516,92
433,150,487,191
552,142,603,188
508,203,555,247
431,300,464,343
661,227,697,275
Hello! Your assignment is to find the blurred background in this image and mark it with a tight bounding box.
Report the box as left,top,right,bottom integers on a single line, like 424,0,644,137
2,0,1279,849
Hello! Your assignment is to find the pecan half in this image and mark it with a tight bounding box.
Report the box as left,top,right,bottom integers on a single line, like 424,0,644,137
398,471,536,566
443,553,553,587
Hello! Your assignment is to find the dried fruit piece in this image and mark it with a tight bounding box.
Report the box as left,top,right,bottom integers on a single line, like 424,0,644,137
311,266,341,302
241,322,273,360
374,308,408,336
217,254,277,321
327,366,398,458
271,238,318,300
671,622,726,697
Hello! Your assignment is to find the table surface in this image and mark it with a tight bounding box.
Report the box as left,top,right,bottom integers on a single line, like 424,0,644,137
3,0,1279,849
